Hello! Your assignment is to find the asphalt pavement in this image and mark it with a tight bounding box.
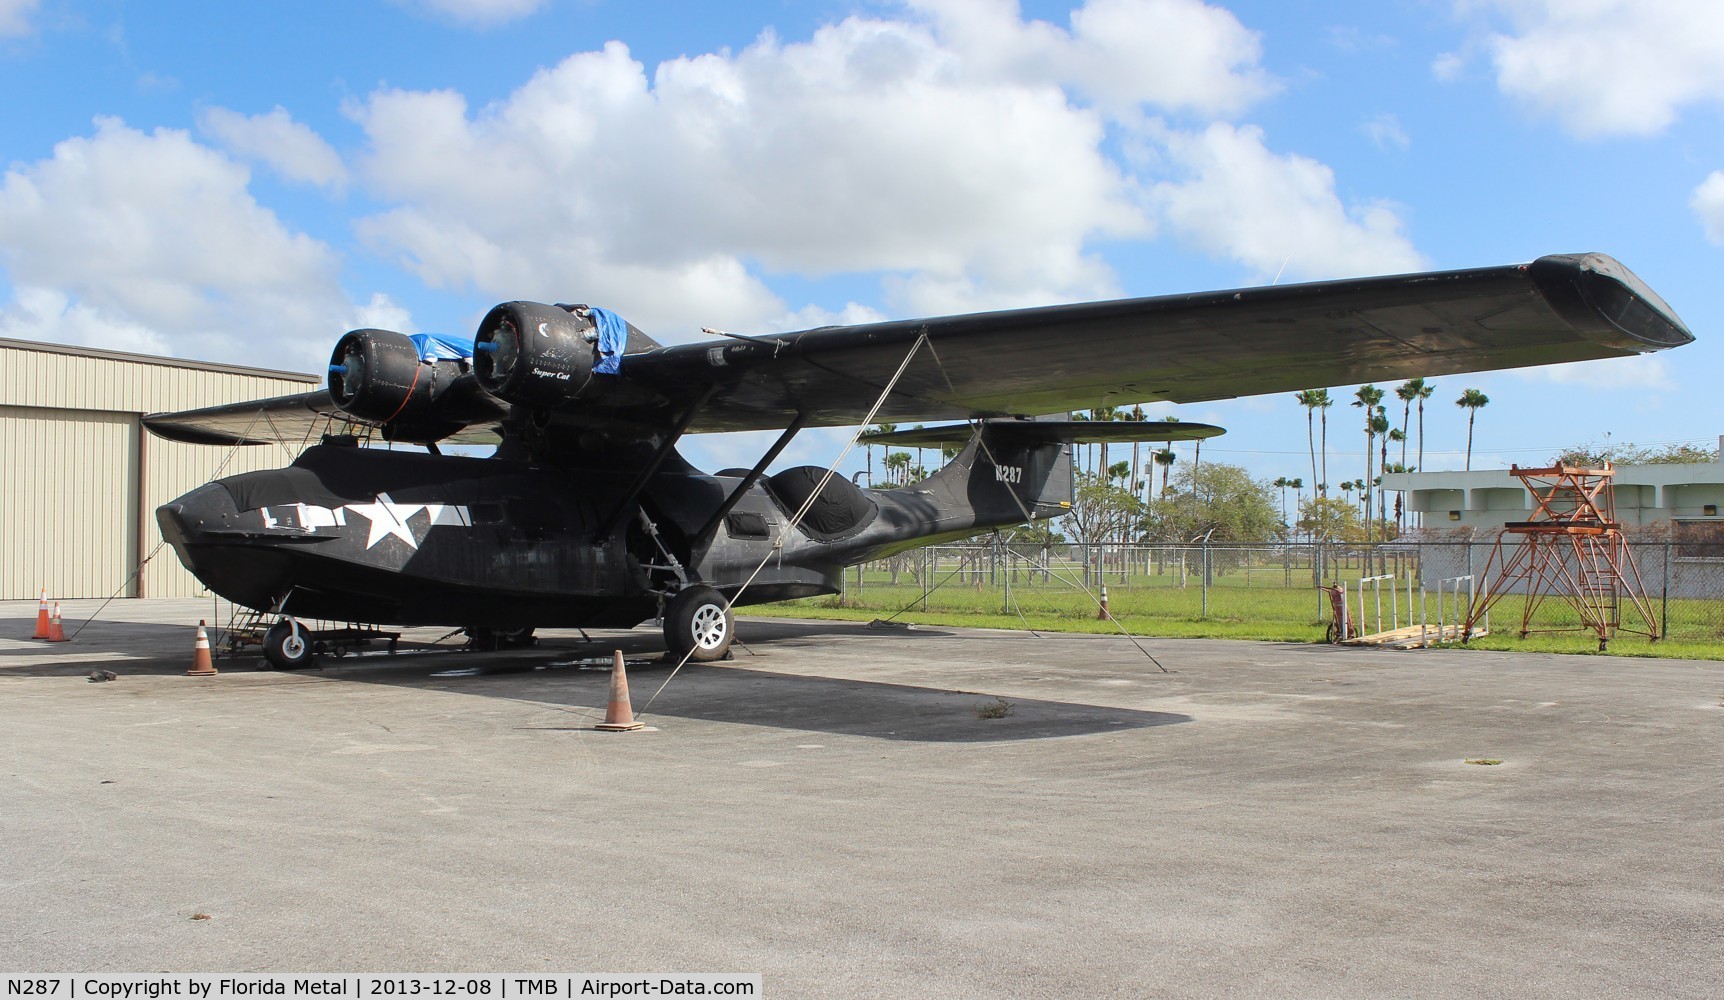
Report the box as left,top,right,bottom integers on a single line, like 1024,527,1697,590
2,597,1720,997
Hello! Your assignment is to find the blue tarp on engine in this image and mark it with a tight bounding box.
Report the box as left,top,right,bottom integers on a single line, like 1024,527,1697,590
590,306,627,375
409,334,475,362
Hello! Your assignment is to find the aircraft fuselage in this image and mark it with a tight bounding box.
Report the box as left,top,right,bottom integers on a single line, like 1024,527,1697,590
157,433,1068,632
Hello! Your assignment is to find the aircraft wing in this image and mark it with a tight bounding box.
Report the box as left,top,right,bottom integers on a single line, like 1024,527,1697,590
143,389,505,448
623,253,1691,433
141,252,1693,449
144,390,342,447
859,420,1227,446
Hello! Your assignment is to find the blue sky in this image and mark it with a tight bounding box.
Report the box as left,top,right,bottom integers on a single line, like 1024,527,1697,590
2,0,1722,490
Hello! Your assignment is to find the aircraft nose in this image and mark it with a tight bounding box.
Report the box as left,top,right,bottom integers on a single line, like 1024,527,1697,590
157,500,190,547
156,481,294,610
156,482,239,546
156,482,249,558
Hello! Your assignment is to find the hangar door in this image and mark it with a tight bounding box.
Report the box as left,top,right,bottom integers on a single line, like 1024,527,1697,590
0,405,140,600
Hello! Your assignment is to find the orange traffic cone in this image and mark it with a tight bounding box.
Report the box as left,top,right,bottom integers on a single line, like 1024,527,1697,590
187,620,217,676
595,650,644,731
32,588,51,639
42,602,68,642
1097,584,1111,621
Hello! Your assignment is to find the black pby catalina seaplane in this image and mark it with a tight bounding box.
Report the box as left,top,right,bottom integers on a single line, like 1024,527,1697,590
147,254,1691,667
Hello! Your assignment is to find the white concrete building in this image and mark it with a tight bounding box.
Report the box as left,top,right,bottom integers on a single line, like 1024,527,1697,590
1380,439,1724,531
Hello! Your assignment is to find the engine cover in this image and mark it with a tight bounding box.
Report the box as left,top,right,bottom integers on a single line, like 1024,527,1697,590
328,329,463,424
473,302,599,409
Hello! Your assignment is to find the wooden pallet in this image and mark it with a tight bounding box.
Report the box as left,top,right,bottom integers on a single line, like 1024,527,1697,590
1342,625,1485,649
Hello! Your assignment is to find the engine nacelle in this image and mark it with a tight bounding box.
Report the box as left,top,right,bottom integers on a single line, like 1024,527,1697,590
327,328,465,426
472,302,599,409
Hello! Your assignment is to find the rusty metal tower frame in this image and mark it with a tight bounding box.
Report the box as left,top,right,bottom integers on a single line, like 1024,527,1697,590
1463,463,1659,650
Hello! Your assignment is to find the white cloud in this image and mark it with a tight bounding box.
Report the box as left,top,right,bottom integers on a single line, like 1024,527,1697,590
0,0,1423,392
339,2,1431,331
1327,26,1396,54
1464,0,1724,137
351,292,418,335
1431,51,1466,82
1149,123,1426,281
911,0,1276,118
0,118,361,371
0,286,171,355
769,302,890,333
348,14,1157,332
1361,113,1410,152
199,106,349,192
1509,353,1672,389
0,0,38,38
1692,171,1724,244
395,0,548,27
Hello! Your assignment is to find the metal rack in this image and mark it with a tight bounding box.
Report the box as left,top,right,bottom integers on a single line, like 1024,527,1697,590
1463,463,1659,650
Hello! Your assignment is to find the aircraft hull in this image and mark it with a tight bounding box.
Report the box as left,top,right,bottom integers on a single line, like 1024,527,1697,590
157,426,1072,632
156,443,852,629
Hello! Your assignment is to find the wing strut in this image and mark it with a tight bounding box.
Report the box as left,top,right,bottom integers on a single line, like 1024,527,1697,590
591,384,717,542
692,414,810,549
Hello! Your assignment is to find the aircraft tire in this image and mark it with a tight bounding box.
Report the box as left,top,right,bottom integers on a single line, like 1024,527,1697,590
665,586,734,662
262,620,318,670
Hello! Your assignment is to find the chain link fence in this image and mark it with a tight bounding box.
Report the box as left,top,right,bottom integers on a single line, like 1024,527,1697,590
824,535,1724,644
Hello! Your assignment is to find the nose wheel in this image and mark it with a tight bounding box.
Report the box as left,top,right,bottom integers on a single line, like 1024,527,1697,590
665,585,734,661
262,618,317,670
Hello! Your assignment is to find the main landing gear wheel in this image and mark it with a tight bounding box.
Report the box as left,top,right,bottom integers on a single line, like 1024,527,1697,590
665,586,734,662
262,619,317,670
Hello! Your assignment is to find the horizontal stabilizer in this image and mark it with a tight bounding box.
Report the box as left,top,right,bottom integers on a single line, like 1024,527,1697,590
859,419,1225,447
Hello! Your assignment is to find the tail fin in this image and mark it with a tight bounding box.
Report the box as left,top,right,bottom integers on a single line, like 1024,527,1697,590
863,417,1225,528
952,423,1076,523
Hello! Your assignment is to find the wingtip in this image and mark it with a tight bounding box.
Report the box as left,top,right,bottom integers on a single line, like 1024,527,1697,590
1530,253,1695,352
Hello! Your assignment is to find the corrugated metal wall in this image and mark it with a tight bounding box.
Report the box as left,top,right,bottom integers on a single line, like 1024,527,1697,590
1,406,138,599
0,341,318,600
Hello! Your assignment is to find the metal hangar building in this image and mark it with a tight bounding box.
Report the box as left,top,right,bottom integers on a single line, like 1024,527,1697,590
1,336,316,600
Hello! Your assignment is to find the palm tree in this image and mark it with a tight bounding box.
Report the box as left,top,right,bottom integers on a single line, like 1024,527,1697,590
1412,378,1434,472
1092,405,1120,478
1371,410,1391,537
1273,476,1291,524
1352,385,1384,540
869,423,897,486
1295,389,1331,501
1153,448,1177,497
1316,389,1333,496
884,451,911,485
1456,388,1490,471
1127,404,1146,497
1192,435,1206,505
1158,416,1181,497
1395,379,1423,469
1384,427,1404,526
1382,463,1412,530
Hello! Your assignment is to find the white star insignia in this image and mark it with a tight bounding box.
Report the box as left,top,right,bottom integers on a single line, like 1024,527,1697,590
345,493,427,550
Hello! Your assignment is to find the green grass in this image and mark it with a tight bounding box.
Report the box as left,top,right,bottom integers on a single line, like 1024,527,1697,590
751,563,1724,660
744,600,1328,641
1433,633,1724,660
